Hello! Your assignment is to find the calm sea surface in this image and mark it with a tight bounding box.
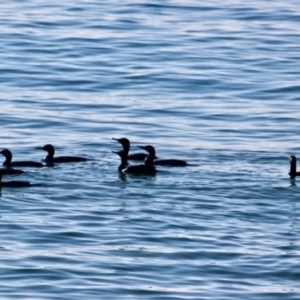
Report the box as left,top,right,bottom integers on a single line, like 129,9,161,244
1,1,300,299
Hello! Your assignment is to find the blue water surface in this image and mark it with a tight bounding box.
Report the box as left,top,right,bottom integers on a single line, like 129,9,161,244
1,1,300,299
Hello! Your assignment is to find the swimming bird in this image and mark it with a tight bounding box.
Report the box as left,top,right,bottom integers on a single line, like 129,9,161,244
112,137,157,161
112,150,157,174
0,149,44,168
0,173,31,188
0,167,24,175
289,155,300,178
138,145,188,166
37,144,87,164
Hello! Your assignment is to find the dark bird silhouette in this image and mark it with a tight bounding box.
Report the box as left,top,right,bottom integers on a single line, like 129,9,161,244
112,137,157,161
0,167,24,175
138,145,188,166
289,155,300,178
0,173,31,188
0,149,44,168
112,150,157,174
37,144,87,164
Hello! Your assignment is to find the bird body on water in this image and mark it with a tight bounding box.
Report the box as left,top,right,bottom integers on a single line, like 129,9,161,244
0,149,44,168
0,167,24,175
289,155,300,178
37,144,87,164
112,150,157,174
112,137,156,161
138,145,188,166
0,173,31,188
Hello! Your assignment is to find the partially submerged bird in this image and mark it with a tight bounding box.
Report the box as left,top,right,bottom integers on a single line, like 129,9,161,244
37,144,87,164
138,145,188,166
289,155,300,178
112,137,157,161
112,150,157,174
0,173,31,188
0,149,44,168
0,167,24,175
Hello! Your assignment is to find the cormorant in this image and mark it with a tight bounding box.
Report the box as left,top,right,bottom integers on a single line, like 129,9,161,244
0,168,24,175
112,137,157,160
289,155,300,178
138,145,188,166
112,150,157,174
0,173,31,187
37,144,87,164
0,149,44,168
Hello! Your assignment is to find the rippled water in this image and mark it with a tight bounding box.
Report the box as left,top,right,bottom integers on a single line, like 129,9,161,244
1,1,300,299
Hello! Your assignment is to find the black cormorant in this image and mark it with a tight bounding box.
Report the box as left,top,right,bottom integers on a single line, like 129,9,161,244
0,173,31,187
0,149,44,168
112,137,157,160
112,150,157,174
138,145,188,166
289,155,300,178
37,144,87,164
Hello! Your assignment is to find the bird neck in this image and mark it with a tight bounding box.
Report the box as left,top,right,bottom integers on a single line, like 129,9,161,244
3,153,12,166
3,159,10,167
122,145,130,156
289,162,297,177
144,151,155,164
118,157,128,172
45,152,54,161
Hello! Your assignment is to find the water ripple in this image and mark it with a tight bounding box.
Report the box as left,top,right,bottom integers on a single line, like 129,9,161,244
1,0,300,299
